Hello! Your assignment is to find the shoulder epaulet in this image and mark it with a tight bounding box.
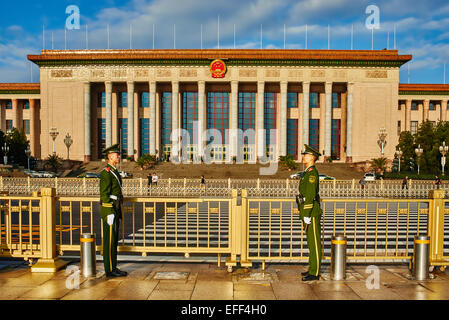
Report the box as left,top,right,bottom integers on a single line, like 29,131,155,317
307,167,313,172
105,167,111,172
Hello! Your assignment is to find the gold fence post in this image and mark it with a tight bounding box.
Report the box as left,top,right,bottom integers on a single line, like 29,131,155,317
240,189,252,268
226,189,239,271
31,187,68,272
427,189,446,267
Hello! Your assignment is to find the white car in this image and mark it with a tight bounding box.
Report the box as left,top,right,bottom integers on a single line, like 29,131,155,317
363,172,376,181
119,171,133,178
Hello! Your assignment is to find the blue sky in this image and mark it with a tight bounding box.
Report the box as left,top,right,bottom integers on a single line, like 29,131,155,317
1,0,448,84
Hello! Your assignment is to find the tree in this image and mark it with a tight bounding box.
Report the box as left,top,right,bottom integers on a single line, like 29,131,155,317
44,154,63,173
396,131,415,172
279,155,298,171
3,128,29,167
371,157,387,175
136,154,156,170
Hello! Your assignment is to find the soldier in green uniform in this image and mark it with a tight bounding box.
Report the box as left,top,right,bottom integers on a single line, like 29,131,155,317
100,144,127,278
297,144,322,281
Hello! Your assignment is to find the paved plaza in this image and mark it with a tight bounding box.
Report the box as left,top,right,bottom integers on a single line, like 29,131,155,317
1,258,449,300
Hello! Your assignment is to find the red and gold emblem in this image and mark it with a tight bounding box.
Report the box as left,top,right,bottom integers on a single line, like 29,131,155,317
210,59,227,78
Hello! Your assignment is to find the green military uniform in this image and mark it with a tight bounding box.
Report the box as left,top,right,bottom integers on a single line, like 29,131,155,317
99,144,123,276
298,145,323,278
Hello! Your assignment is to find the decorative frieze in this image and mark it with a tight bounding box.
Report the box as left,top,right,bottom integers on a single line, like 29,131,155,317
51,70,73,78
179,69,197,77
91,70,105,78
157,69,171,77
366,70,388,79
239,69,257,77
111,69,127,78
288,70,303,78
311,70,326,78
134,69,149,78
265,69,280,78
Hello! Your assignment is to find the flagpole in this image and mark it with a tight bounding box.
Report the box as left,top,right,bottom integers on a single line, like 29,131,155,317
305,24,308,49
351,24,354,50
284,24,286,49
234,24,236,49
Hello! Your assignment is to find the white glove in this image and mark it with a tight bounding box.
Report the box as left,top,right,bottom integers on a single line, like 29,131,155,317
303,217,311,225
107,214,115,226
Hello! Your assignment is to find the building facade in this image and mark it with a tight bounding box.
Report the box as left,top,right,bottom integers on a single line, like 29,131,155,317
2,49,448,163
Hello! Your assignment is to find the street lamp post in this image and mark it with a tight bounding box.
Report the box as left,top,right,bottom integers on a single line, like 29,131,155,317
49,127,59,156
415,144,423,175
25,145,31,170
64,133,73,160
377,127,387,157
395,147,403,172
439,141,448,175
2,142,9,165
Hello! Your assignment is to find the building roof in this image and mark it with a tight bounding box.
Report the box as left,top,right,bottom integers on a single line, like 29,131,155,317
28,49,412,68
0,83,40,94
399,84,449,96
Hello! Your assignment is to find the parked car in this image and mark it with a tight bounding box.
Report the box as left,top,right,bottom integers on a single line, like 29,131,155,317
39,171,57,178
119,171,133,178
290,171,304,180
77,172,100,178
25,170,43,178
363,172,376,181
319,174,336,181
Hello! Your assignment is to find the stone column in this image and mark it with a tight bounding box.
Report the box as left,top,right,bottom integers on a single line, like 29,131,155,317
171,81,179,158
302,81,310,147
0,101,4,132
198,81,206,158
442,100,448,122
230,80,239,159
280,81,288,157
12,99,20,130
256,81,265,158
29,99,37,157
345,82,354,163
405,99,412,131
149,81,157,156
105,81,113,148
423,99,430,121
324,82,332,159
83,82,91,162
127,81,135,158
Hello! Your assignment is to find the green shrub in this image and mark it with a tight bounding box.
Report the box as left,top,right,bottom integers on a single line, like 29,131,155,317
136,154,156,170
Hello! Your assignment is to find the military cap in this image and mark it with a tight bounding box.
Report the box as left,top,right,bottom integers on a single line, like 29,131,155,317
301,144,321,158
102,144,120,155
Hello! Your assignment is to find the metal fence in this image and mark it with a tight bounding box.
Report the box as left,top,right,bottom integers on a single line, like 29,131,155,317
0,176,446,198
0,188,448,272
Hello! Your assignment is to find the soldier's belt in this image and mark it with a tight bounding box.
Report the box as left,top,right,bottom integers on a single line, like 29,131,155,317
102,203,113,208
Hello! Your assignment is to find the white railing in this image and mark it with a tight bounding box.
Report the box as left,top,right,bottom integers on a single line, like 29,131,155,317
0,176,446,198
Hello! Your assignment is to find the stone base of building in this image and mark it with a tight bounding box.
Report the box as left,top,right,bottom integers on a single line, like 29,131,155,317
345,157,353,163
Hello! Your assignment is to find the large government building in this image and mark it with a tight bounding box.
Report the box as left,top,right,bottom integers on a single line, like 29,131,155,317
0,49,448,163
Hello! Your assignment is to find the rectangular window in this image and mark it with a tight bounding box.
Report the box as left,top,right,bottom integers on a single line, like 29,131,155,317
6,120,13,131
98,92,106,108
182,92,198,145
238,92,256,145
287,92,298,109
287,119,298,160
141,92,149,108
119,118,128,157
23,101,30,110
140,118,150,156
119,92,127,108
309,119,320,152
411,101,418,111
397,121,401,136
331,119,341,160
97,118,106,157
411,121,418,135
161,92,172,146
429,101,436,111
264,92,277,147
207,92,229,145
23,120,30,134
310,92,320,108
332,93,341,109
6,101,12,110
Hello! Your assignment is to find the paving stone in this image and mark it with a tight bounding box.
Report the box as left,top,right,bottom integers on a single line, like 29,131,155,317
191,280,233,300
104,279,158,300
